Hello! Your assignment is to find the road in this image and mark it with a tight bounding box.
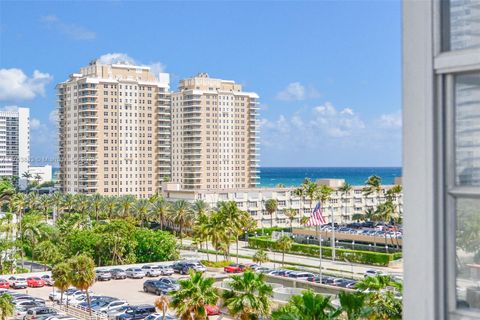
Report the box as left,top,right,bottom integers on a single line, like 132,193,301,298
182,240,403,277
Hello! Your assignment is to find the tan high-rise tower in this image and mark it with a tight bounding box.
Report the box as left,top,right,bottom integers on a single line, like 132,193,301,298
171,73,260,190
57,60,171,197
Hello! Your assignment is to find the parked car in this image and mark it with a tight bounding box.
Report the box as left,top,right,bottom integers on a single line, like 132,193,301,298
12,300,45,309
110,268,127,280
364,269,384,278
144,313,177,320
41,275,54,286
27,277,46,288
205,305,220,316
143,280,175,295
125,268,146,279
180,262,206,274
96,300,129,313
8,277,27,289
44,316,79,320
224,264,246,273
78,296,118,310
115,304,156,320
287,271,316,281
107,305,131,320
24,307,57,320
96,270,112,281
171,261,188,273
254,267,273,274
0,279,9,289
141,266,162,277
155,265,174,276
157,278,180,291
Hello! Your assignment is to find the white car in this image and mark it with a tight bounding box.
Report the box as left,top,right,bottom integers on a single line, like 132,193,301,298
141,265,162,277
364,269,385,278
106,305,131,319
8,276,27,289
97,300,129,313
144,313,178,320
287,271,316,281
44,316,79,320
125,268,145,279
156,265,174,276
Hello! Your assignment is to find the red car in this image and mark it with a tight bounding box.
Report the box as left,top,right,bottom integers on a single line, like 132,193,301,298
27,277,45,287
0,279,9,289
205,304,220,316
223,264,246,273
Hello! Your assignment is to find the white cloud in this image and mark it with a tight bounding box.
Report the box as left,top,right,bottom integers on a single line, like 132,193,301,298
96,53,166,75
276,82,321,101
0,105,19,112
311,102,365,138
49,109,59,125
378,111,402,129
30,118,41,130
40,15,96,40
0,68,53,101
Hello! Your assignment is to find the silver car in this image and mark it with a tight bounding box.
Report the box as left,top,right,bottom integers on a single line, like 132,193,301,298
125,268,145,279
110,268,127,280
156,265,174,276
141,265,162,277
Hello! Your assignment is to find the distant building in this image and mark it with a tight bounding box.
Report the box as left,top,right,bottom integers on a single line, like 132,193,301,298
0,107,30,189
57,60,171,197
28,165,53,184
162,182,403,228
171,73,260,190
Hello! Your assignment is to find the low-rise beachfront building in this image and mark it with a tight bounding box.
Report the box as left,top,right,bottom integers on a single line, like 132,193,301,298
161,178,403,228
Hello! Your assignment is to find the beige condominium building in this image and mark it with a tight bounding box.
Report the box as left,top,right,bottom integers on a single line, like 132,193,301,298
171,73,260,190
57,60,171,197
162,179,403,228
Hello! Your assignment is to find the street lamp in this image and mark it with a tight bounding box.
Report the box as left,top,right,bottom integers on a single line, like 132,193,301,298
329,205,336,261
352,240,355,251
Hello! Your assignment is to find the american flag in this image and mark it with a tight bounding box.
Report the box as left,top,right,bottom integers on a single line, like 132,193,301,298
305,202,327,226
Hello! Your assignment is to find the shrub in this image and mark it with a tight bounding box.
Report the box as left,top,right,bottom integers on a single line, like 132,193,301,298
248,237,399,266
201,260,233,268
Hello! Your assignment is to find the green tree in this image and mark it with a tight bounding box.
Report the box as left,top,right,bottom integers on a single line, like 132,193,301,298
272,290,341,320
35,240,62,270
118,195,136,218
68,255,95,315
265,199,278,228
52,262,71,307
252,249,269,265
338,291,369,320
21,214,49,271
0,293,14,320
134,199,151,227
284,208,298,232
170,271,219,320
90,193,103,221
276,235,293,266
338,182,353,223
134,229,178,263
355,275,402,320
38,194,51,222
103,196,118,219
222,271,273,319
150,197,170,230
169,200,193,246
0,179,14,203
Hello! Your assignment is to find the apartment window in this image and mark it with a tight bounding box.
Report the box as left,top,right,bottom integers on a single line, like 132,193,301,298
404,0,480,318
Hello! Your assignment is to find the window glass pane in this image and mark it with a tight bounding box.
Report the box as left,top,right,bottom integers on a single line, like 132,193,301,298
444,0,480,51
455,73,480,186
456,198,480,312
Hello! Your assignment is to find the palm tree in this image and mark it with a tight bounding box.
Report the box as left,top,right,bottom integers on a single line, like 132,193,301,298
170,200,193,246
294,178,319,209
284,208,298,232
150,197,170,230
192,200,209,219
338,291,369,320
217,201,248,262
373,202,396,250
222,271,273,319
338,182,353,223
204,211,227,262
21,215,48,271
62,193,75,213
103,196,118,219
0,293,14,320
0,179,14,203
355,275,402,319
154,295,170,320
169,271,219,320
34,174,42,186
90,193,103,221
252,249,269,265
52,262,71,307
68,255,95,315
38,194,51,222
118,195,136,218
50,192,64,222
276,235,293,266
264,199,278,228
22,171,32,189
134,199,151,227
271,290,341,320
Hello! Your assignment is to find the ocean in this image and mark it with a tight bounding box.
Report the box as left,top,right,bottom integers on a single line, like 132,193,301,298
259,167,402,187
52,167,402,187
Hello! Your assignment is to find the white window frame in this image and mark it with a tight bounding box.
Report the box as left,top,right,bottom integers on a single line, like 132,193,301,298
404,0,480,319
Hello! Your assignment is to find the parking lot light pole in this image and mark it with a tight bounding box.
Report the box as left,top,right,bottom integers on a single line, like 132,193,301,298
330,205,336,261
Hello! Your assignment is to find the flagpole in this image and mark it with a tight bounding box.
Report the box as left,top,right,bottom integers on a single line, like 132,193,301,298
317,225,322,282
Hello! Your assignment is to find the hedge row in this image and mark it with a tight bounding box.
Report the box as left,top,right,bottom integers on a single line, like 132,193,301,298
248,236,401,266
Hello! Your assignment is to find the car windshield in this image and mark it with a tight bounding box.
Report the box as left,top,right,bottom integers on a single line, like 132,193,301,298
133,269,142,272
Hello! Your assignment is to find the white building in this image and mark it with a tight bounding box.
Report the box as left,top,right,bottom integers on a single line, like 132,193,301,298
0,107,30,189
162,179,403,228
28,165,53,184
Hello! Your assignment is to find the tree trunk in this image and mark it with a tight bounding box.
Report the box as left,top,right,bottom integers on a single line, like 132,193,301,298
86,289,92,316
179,225,183,246
236,236,239,264
205,241,210,261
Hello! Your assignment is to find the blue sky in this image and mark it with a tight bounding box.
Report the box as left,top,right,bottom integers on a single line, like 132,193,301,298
0,1,402,167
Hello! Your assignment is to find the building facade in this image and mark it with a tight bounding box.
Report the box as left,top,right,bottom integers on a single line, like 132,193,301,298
28,165,53,184
57,61,171,197
162,179,403,228
0,107,30,189
171,73,260,190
